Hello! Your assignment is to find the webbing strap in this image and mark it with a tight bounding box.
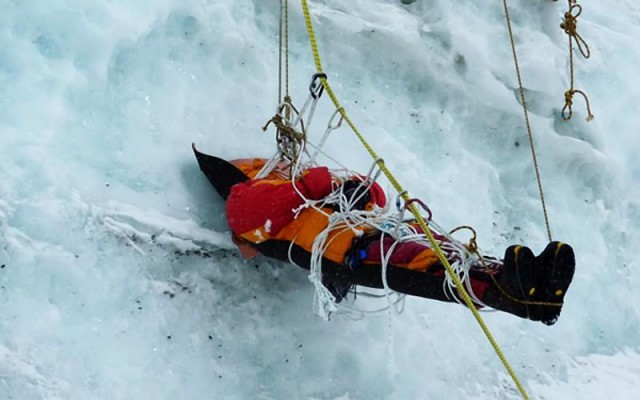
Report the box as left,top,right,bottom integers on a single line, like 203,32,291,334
300,1,529,398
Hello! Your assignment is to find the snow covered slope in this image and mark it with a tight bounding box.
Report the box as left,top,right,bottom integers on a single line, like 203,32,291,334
1,0,639,398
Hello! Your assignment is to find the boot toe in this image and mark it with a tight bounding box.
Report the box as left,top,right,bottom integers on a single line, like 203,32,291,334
537,242,576,325
499,245,541,320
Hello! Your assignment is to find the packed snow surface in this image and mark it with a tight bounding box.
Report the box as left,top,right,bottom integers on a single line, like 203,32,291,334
1,0,639,399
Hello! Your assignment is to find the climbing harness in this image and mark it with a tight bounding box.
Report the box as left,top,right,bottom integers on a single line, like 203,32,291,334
559,0,594,121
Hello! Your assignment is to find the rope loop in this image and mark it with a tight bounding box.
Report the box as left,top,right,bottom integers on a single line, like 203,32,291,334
449,225,478,253
562,89,594,121
561,3,590,59
279,96,297,120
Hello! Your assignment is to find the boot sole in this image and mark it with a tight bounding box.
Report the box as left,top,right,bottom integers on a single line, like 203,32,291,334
539,242,576,325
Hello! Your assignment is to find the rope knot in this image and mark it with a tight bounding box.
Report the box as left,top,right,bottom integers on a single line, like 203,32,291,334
561,3,590,58
563,90,574,107
560,12,577,36
262,112,307,161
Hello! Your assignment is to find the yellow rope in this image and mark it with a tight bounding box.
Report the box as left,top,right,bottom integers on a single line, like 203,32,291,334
502,0,553,244
560,0,594,121
300,1,529,398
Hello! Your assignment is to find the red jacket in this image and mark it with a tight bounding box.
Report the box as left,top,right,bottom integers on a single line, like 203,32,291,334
226,161,389,264
225,160,449,275
226,167,334,243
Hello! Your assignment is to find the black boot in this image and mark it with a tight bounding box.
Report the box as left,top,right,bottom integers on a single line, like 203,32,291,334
481,245,544,321
481,242,575,325
535,242,576,325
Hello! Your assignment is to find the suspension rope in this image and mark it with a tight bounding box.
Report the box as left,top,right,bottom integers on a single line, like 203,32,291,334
285,0,290,98
300,1,529,398
278,0,283,102
278,0,291,101
502,0,552,245
269,0,311,177
560,0,594,121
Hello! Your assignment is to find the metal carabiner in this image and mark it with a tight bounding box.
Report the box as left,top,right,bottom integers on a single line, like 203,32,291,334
394,190,407,212
327,107,344,130
405,198,433,223
309,73,327,99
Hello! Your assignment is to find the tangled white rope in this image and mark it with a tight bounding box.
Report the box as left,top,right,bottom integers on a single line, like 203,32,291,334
302,163,496,320
257,76,498,319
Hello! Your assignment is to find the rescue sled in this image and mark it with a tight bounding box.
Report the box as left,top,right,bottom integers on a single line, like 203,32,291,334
193,144,469,304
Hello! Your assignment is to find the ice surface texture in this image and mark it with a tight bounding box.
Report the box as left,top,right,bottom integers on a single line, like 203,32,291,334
1,0,639,399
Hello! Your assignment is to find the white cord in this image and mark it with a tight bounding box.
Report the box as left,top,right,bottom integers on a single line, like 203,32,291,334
257,80,495,318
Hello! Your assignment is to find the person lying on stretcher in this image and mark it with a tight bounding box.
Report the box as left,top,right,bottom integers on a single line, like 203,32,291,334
222,158,576,326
